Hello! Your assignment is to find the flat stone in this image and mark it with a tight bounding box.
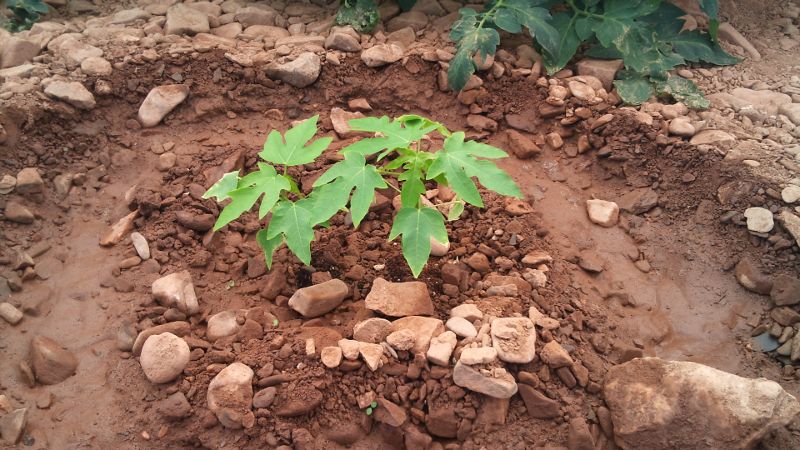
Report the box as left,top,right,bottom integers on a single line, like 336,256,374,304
491,317,536,364
690,129,736,148
734,257,773,295
140,332,190,383
617,188,659,215
338,339,361,360
771,275,800,306
668,117,696,137
361,43,404,67
452,361,518,398
373,398,407,427
1,37,40,69
265,52,321,88
80,56,112,76
386,11,428,32
152,270,199,315
165,4,210,35
0,302,23,325
744,207,774,233
519,384,560,419
445,316,477,338
138,84,190,127
459,346,497,365
329,107,365,138
325,32,361,52
427,331,457,366
99,211,137,246
450,304,483,321
30,335,78,385
359,342,384,371
575,59,622,90
288,279,348,318
4,201,34,224
353,317,392,343
365,277,433,317
604,358,800,450
0,408,27,444
586,199,619,227
207,362,254,428
781,185,800,203
390,316,445,353
241,24,288,40
505,129,541,159
45,81,96,110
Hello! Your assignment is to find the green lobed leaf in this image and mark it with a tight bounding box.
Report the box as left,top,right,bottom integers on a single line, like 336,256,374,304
259,115,332,167
448,8,501,90
669,30,739,66
614,74,654,105
655,76,710,109
265,198,317,265
447,200,465,222
495,0,560,57
543,12,581,75
697,0,720,40
210,164,291,231
256,229,283,269
313,153,388,227
343,116,440,156
203,171,240,201
427,132,521,207
388,206,448,277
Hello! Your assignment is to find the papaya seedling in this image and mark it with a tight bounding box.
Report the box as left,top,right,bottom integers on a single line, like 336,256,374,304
204,114,522,277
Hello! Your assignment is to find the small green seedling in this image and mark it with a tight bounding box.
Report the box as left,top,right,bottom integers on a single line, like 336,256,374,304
272,318,279,327
205,115,522,277
365,400,379,415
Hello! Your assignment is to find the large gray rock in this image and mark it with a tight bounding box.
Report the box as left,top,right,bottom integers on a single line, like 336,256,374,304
604,358,800,450
265,52,321,88
138,84,190,127
44,81,96,110
207,362,254,428
165,4,210,35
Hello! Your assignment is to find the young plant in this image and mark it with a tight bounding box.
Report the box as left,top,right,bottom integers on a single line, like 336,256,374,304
204,115,522,277
446,0,737,108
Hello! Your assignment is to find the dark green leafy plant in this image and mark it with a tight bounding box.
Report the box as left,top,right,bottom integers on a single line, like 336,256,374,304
205,115,522,278
445,0,736,107
3,0,49,32
335,0,381,33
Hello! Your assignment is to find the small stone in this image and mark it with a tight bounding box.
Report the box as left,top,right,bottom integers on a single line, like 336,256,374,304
459,347,497,365
140,332,190,384
690,129,736,148
100,211,138,246
390,316,445,353
80,56,112,76
361,43,404,67
575,59,622,90
253,387,277,408
519,384,560,419
0,175,16,194
465,252,491,273
30,335,78,385
288,279,349,318
338,339,361,360
578,250,604,273
452,361,518,398
365,277,433,317
130,232,150,260
165,4,210,35
207,362,254,429
781,185,800,203
44,81,96,110
450,304,483,321
359,342,384,371
132,322,191,356
446,316,477,338
206,310,242,341
771,275,800,306
744,207,774,233
138,84,190,127
3,201,34,224
353,317,393,343
491,317,536,364
325,32,361,52
347,98,372,111
427,331,457,366
157,392,192,420
505,129,541,159
175,210,214,231
265,52,321,88
321,346,342,368
586,199,619,227
539,341,574,368
15,168,43,194
734,257,773,295
617,188,659,215
668,117,696,137
373,398,407,427
0,408,27,444
152,270,199,315
386,329,416,351
158,152,177,171
329,107,365,138
0,303,23,325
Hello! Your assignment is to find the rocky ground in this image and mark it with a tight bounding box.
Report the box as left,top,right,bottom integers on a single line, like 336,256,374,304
2,0,800,449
